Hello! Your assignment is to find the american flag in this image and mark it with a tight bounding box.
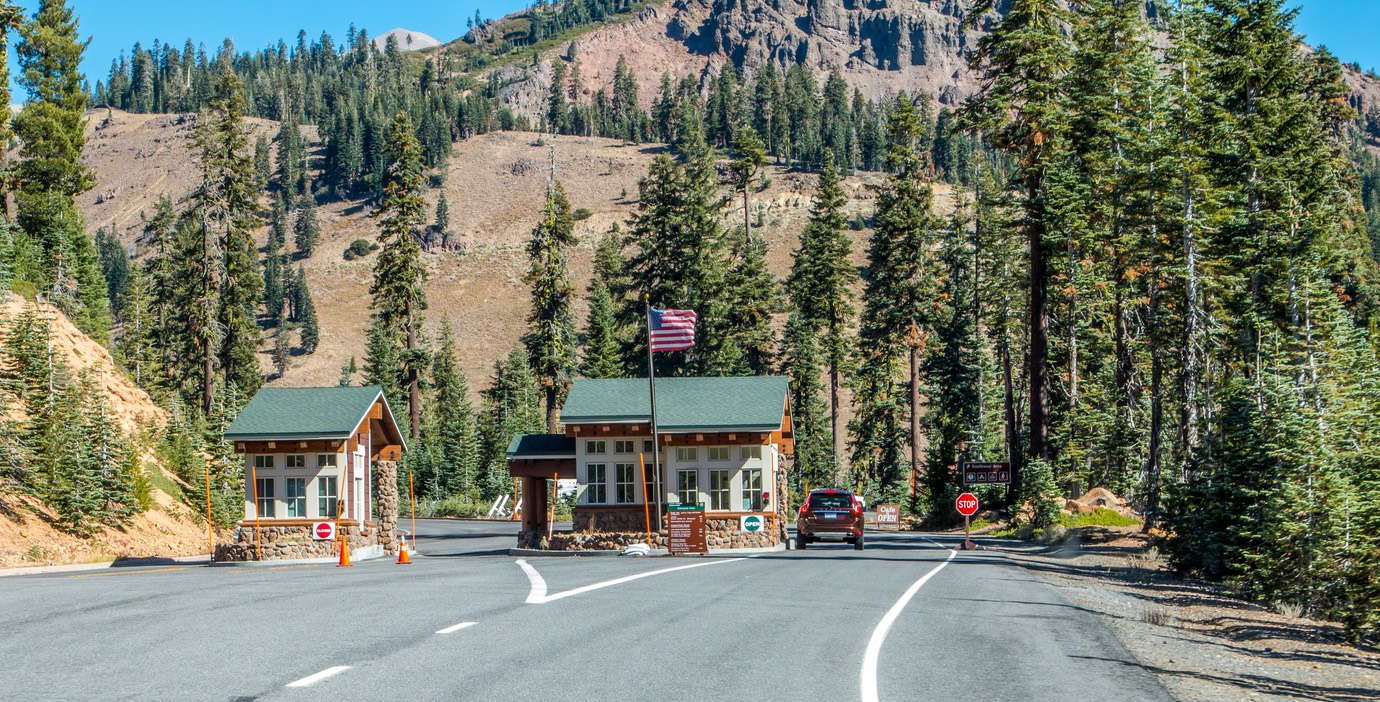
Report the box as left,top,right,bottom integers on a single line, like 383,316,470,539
649,308,697,352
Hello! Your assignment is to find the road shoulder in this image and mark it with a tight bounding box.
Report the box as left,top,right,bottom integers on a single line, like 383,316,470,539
990,526,1378,702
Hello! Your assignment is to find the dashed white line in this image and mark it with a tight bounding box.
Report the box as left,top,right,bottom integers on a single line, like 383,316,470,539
435,621,477,634
860,544,957,702
516,558,745,604
285,665,351,688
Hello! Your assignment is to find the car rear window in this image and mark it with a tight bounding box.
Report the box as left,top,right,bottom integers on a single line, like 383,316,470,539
808,494,854,510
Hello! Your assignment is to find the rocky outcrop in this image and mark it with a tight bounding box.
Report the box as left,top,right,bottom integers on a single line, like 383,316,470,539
487,0,991,121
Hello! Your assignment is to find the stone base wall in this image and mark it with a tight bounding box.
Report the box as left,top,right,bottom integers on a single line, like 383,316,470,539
214,524,377,561
527,510,780,552
375,461,400,555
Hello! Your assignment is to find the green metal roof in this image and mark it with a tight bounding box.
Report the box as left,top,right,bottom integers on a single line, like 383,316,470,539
506,434,577,457
225,386,390,440
560,376,790,432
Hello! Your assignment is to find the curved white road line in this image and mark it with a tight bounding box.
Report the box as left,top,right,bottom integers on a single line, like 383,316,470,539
861,544,957,702
516,558,744,604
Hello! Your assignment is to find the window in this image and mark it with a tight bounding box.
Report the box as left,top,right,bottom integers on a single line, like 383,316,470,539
317,454,337,468
285,454,305,468
586,464,607,503
253,454,274,469
614,440,635,454
676,470,698,505
255,478,275,518
643,440,653,453
708,447,729,461
709,470,731,510
741,469,763,510
285,478,307,517
676,447,697,462
741,445,763,461
615,464,637,504
586,440,606,455
318,476,338,517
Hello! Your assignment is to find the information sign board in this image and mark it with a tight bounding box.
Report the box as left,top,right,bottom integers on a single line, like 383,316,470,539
962,462,1012,486
667,505,707,555
875,504,901,530
311,521,335,541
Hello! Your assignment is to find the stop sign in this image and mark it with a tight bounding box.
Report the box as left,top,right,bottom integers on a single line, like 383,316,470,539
312,521,335,541
955,493,980,517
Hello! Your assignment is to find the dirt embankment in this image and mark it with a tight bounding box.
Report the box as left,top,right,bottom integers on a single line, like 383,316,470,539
0,293,211,568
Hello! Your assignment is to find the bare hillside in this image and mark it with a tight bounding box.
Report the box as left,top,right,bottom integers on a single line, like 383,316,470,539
0,293,212,569
79,110,929,392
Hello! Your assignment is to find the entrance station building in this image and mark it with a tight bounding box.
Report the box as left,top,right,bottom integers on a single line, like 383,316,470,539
509,376,794,551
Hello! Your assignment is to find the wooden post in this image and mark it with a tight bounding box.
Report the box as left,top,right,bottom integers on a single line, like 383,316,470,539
204,466,214,561
335,497,344,556
250,462,262,560
512,477,520,521
964,514,972,551
409,471,417,553
639,453,653,547
548,472,557,543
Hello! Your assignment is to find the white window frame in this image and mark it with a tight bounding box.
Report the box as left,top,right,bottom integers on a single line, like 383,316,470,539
285,477,307,517
740,445,763,461
317,476,338,518
255,477,275,518
614,440,635,454
317,453,338,468
586,463,607,504
708,446,729,461
253,454,274,469
676,447,697,462
676,469,699,506
615,463,637,504
741,468,763,511
285,454,306,468
708,469,731,510
586,440,607,455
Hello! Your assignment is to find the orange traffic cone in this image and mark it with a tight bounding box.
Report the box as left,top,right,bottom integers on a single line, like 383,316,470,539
396,537,412,565
337,536,353,567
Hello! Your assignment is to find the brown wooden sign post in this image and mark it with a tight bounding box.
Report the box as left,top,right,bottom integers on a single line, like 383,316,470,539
667,504,707,555
961,462,1012,486
956,492,979,551
875,504,901,531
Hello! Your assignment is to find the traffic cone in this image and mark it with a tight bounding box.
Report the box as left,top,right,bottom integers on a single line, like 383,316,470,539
396,537,412,565
337,536,353,567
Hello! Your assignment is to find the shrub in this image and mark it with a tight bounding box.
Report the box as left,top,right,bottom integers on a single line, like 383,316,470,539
420,494,486,518
344,239,376,260
1021,459,1062,529
572,208,592,221
1059,507,1140,528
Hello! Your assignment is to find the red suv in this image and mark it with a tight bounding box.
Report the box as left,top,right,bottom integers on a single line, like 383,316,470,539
796,489,864,550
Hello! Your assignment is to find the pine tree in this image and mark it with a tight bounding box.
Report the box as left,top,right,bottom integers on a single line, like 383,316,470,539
363,316,402,411
788,149,856,477
959,0,1074,482
722,229,777,374
370,111,430,437
0,1,22,222
293,194,320,258
781,311,833,491
428,320,480,497
435,192,451,248
272,327,291,379
192,68,263,410
298,270,320,354
338,356,356,387
115,264,160,390
262,221,286,326
851,95,942,500
523,181,578,432
479,347,544,500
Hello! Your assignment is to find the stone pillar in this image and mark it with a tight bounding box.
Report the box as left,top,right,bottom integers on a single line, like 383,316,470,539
375,460,400,555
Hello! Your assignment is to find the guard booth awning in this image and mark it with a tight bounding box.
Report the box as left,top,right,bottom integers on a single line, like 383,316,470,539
506,434,576,479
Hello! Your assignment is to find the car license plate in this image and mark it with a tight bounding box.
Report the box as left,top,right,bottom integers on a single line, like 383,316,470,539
822,513,837,520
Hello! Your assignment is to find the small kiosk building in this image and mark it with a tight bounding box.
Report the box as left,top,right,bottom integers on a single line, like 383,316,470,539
509,376,793,551
219,386,407,561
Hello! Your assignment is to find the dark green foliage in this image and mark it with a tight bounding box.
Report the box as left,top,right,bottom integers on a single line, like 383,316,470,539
298,271,319,354
293,195,320,258
523,182,578,431
406,320,481,499
478,347,544,500
781,312,832,491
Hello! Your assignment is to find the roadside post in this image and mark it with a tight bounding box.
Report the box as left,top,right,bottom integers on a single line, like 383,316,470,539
204,466,214,562
638,453,653,547
667,504,707,555
409,471,417,555
956,492,979,550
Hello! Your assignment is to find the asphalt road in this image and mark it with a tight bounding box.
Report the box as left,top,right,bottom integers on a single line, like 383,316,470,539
0,520,1171,702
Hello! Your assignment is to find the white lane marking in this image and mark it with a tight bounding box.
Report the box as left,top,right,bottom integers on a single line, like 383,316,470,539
516,558,744,604
861,545,957,702
285,666,351,688
516,559,548,603
435,621,477,634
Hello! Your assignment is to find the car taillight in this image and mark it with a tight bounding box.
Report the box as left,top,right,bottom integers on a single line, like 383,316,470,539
799,504,809,516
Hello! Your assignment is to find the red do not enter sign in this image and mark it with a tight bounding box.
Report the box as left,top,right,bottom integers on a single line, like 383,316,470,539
955,493,980,517
313,521,336,540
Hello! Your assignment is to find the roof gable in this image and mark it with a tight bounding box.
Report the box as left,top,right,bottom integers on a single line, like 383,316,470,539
560,376,790,432
225,386,394,441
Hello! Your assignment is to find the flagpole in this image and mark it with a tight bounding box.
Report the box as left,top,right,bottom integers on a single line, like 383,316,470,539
646,295,663,534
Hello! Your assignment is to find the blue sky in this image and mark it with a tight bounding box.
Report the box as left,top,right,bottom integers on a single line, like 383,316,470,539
6,1,1380,100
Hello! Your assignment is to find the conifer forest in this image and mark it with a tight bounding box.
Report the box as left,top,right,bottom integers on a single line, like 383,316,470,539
0,0,1378,641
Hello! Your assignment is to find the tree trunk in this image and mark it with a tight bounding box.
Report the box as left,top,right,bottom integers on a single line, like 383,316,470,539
1028,175,1050,470
1146,262,1163,532
829,357,843,483
909,344,922,501
406,301,420,439
546,387,559,435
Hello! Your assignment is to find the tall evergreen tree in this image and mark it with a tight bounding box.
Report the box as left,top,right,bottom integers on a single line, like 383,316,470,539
370,111,429,437
523,181,578,432
293,195,320,258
